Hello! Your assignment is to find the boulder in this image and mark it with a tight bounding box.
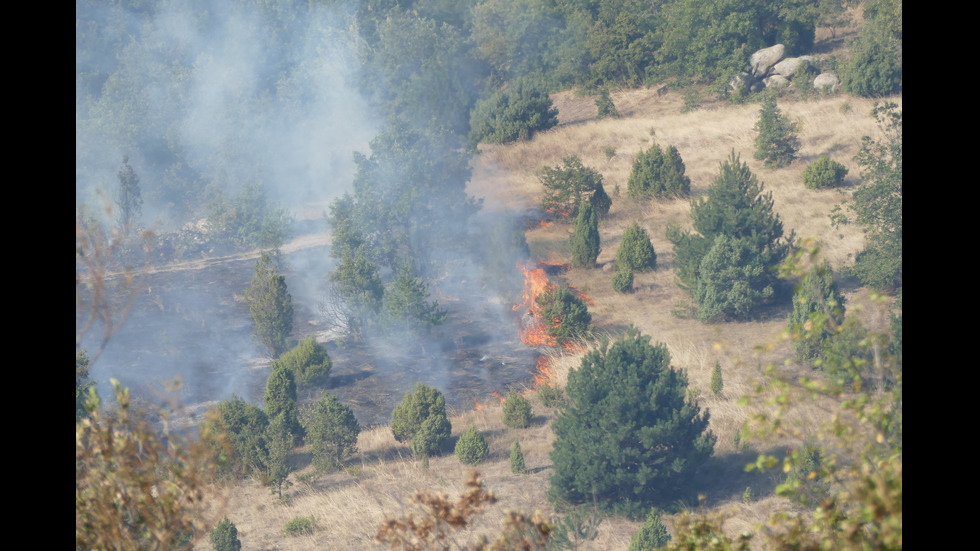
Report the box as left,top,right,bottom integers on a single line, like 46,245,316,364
772,56,813,78
813,72,840,93
750,44,785,77
763,74,790,89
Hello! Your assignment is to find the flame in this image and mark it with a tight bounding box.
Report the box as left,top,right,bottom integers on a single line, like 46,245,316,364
568,285,594,306
472,397,484,411
532,356,556,387
539,220,553,228
492,391,505,403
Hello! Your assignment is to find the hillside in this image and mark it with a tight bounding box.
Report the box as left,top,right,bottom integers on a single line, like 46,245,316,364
197,86,899,550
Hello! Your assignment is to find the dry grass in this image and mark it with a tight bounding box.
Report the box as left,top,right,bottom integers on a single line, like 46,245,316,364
202,85,900,550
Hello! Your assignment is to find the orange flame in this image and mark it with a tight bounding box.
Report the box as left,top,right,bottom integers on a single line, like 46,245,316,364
492,391,505,403
472,397,484,411
532,356,556,387
539,220,553,228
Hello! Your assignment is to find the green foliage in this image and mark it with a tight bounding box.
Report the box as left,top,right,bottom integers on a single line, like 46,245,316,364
264,364,303,444
629,508,671,551
206,395,270,476
538,383,567,409
209,518,242,551
589,182,613,218
569,202,601,269
616,222,657,272
510,441,527,474
76,349,94,422
802,155,848,189
753,93,800,169
265,412,294,500
669,151,788,319
283,516,316,537
327,246,384,340
244,252,294,358
116,155,142,229
788,260,846,367
502,390,533,429
710,362,724,396
549,328,715,513
381,263,448,334
595,88,620,119
693,234,776,322
548,506,602,550
455,426,490,465
305,393,361,473
627,144,691,200
391,383,449,445
837,102,902,290
841,15,902,97
273,336,331,387
207,182,292,250
537,284,592,346
781,442,829,507
539,155,607,222
612,264,635,294
411,412,453,459
468,81,558,147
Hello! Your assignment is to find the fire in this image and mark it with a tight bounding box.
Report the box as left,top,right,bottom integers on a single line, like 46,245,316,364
568,285,594,306
532,355,556,387
539,220,553,228
513,263,558,347
491,391,505,403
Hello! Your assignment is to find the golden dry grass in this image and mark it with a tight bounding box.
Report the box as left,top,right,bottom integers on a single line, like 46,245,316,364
201,85,900,550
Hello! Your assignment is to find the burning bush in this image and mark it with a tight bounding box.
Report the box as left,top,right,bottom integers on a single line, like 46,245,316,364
538,284,592,347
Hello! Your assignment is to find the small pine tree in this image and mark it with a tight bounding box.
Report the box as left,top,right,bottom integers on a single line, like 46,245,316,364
381,263,447,334
629,508,671,551
116,154,143,229
391,383,449,445
754,93,800,168
710,362,724,396
570,202,600,268
245,252,294,358
265,413,294,500
616,222,657,272
411,413,452,459
611,264,634,294
305,393,360,472
209,518,242,551
627,144,691,199
454,426,490,465
502,390,533,429
510,441,527,474
537,284,592,346
789,260,847,367
589,182,612,218
539,155,606,222
273,336,331,387
802,155,848,189
595,88,620,119
264,364,303,444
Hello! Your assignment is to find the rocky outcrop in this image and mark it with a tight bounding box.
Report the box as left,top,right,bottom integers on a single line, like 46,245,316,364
732,45,838,95
750,44,785,77
813,72,840,92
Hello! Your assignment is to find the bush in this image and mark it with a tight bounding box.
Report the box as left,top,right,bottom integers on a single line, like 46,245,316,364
209,518,242,551
841,20,902,97
502,391,533,429
803,155,848,189
694,234,775,322
537,284,592,346
611,264,634,294
510,441,527,474
391,383,448,444
616,222,657,272
206,395,270,476
549,328,715,512
538,383,566,408
569,202,601,268
627,144,691,199
595,88,620,119
468,81,558,147
454,426,490,465
411,413,452,458
629,508,671,551
540,155,607,222
789,260,846,367
283,516,316,536
304,393,360,472
754,93,800,168
273,336,331,387
710,361,724,396
245,252,294,358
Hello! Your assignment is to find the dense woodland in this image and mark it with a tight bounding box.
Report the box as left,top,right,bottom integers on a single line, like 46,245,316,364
77,0,901,549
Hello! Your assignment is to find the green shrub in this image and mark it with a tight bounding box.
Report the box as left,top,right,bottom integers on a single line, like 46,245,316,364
468,81,558,147
411,413,452,458
616,222,657,272
209,518,242,551
283,516,316,536
510,441,527,474
454,426,490,465
391,383,448,444
629,508,671,551
538,284,592,346
595,88,620,119
502,391,533,429
569,202,600,269
802,155,848,189
710,361,724,396
841,20,902,98
538,383,566,408
627,144,691,199
540,156,607,222
273,336,331,387
611,264,634,294
754,93,800,168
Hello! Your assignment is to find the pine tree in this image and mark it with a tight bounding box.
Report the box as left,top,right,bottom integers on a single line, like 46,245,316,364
616,222,657,272
245,252,294,358
206,395,270,476
629,508,671,551
265,412,294,500
710,362,724,396
539,155,606,222
380,263,447,334
537,284,592,346
612,264,634,294
391,383,450,447
502,390,533,429
570,202,600,268
669,151,789,319
454,426,490,465
754,93,800,168
116,154,142,229
789,260,846,367
510,441,527,474
549,328,715,513
305,393,360,472
273,336,331,387
627,144,691,199
264,364,303,444
595,88,620,119
209,518,242,551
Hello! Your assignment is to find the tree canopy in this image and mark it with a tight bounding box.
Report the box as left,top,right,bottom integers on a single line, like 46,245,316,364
245,252,294,358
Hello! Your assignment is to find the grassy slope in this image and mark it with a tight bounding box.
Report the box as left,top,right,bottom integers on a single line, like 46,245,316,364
200,84,901,550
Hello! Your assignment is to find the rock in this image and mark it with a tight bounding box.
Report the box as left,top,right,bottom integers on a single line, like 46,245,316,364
750,44,785,77
772,56,813,78
813,72,840,93
763,74,790,89
730,72,756,94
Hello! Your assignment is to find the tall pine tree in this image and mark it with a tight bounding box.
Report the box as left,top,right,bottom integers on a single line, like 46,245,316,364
570,201,600,268
245,252,294,358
